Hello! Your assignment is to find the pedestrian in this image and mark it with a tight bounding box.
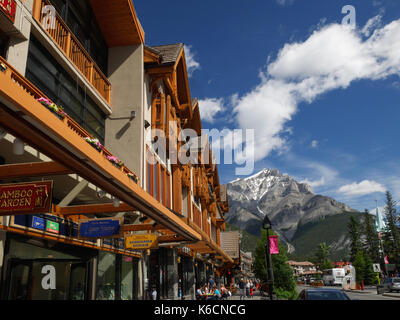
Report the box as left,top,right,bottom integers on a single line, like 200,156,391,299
250,281,254,298
239,278,246,300
208,276,215,292
245,280,250,298
151,286,157,301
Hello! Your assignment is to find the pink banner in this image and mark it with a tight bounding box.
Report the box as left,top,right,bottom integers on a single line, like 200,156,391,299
269,236,279,255
384,256,389,265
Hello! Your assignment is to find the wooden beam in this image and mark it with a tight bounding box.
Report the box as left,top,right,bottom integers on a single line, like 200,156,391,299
57,203,134,216
0,161,72,179
122,224,166,232
158,235,187,243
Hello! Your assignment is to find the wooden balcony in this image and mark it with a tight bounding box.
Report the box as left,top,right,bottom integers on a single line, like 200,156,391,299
32,0,111,105
0,55,202,242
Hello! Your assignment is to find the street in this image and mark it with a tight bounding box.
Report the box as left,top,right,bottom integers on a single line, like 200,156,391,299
296,285,400,300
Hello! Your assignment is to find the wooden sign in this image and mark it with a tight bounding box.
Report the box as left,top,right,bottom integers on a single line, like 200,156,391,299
0,181,53,215
0,0,16,23
125,234,158,250
78,217,123,239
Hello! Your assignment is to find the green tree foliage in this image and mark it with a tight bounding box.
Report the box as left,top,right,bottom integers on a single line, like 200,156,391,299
362,209,380,263
314,242,334,271
382,191,400,265
353,251,365,283
253,230,297,299
348,216,362,262
363,254,376,285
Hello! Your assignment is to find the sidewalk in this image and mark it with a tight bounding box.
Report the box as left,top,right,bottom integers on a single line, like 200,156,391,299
343,286,377,294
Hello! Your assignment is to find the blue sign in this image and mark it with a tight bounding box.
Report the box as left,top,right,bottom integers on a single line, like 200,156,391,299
79,219,121,238
31,216,45,230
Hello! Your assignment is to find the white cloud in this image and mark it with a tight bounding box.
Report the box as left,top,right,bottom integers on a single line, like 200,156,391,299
310,140,319,149
338,180,386,196
231,17,400,162
276,0,294,6
184,45,200,77
361,15,383,37
198,98,225,123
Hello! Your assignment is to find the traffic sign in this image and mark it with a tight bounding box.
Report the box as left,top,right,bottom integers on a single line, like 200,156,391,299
373,264,381,273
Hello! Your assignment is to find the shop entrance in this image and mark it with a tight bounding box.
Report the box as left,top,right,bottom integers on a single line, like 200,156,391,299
6,258,89,300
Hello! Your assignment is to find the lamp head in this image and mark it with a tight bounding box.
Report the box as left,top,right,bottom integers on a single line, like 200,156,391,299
262,214,272,230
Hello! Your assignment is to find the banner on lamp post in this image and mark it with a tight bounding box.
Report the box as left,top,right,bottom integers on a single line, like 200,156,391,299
269,235,279,255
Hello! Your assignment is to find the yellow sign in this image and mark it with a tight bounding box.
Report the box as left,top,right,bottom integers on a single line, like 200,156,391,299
125,234,158,250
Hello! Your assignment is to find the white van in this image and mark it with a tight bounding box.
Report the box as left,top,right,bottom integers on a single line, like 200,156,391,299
322,268,345,286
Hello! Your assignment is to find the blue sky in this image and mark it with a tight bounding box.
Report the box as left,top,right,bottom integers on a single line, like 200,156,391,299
134,0,400,212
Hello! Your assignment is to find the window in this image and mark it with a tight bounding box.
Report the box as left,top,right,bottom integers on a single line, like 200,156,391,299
96,252,116,300
146,149,154,195
0,34,9,58
154,162,159,201
26,35,106,143
49,0,108,74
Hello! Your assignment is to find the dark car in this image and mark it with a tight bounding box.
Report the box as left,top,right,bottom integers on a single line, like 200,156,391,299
297,288,351,300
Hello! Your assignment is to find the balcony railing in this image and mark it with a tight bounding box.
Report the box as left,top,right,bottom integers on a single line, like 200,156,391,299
32,0,111,105
0,56,138,183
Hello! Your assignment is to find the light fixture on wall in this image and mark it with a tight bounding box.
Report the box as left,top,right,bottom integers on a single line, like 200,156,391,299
0,128,6,140
96,189,106,199
144,120,151,129
113,197,120,208
139,216,148,223
108,111,136,121
13,138,25,155
177,256,181,264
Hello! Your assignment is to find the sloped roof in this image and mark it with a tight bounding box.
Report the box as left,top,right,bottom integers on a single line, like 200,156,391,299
149,43,184,66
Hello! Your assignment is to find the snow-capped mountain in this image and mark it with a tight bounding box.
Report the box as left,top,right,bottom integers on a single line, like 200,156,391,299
226,169,357,251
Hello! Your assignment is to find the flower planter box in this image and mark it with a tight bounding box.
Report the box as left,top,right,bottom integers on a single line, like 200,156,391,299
84,137,104,152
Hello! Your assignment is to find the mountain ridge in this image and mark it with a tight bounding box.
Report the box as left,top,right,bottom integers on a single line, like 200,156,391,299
226,168,359,255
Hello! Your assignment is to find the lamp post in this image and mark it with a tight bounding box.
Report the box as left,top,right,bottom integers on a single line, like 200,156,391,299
263,215,274,301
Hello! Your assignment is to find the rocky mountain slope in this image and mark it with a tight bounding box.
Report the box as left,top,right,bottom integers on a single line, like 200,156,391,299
226,169,358,254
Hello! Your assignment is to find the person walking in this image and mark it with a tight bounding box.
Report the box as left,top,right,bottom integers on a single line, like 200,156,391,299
239,278,246,300
250,281,254,298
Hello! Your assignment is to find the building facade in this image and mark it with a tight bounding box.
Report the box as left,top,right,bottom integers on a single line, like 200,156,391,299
0,0,234,300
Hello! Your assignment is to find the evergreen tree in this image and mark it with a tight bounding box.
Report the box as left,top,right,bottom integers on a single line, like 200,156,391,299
382,191,400,265
253,230,297,299
353,251,365,284
314,242,333,271
363,254,376,285
348,216,362,262
362,209,380,263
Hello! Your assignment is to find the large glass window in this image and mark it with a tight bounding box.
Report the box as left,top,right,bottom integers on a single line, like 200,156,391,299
96,252,116,300
49,0,108,74
121,256,133,300
26,35,106,143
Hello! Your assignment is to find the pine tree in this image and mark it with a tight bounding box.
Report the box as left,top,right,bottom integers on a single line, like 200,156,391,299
348,216,362,262
314,242,333,271
363,254,376,285
383,191,400,265
353,251,365,284
253,230,297,299
362,209,380,263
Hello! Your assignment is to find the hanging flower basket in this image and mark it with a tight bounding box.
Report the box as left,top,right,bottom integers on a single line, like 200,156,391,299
37,97,67,119
127,172,139,184
0,62,7,72
107,155,124,169
84,137,104,152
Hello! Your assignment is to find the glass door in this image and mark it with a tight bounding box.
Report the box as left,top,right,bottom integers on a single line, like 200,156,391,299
7,260,33,300
6,259,88,300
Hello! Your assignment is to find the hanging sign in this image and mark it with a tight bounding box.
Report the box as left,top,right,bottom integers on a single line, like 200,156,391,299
0,0,16,23
78,217,123,239
125,234,158,250
269,235,279,255
0,181,53,215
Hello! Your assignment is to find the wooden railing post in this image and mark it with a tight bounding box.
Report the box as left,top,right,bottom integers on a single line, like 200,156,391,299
32,0,42,21
64,32,71,58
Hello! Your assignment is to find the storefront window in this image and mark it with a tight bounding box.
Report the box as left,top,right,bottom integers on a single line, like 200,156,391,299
121,256,133,300
96,252,116,300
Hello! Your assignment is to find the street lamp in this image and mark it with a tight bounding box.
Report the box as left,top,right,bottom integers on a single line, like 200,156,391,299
262,214,274,301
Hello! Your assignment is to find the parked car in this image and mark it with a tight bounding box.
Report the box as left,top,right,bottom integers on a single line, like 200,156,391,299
297,288,351,300
382,277,400,293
